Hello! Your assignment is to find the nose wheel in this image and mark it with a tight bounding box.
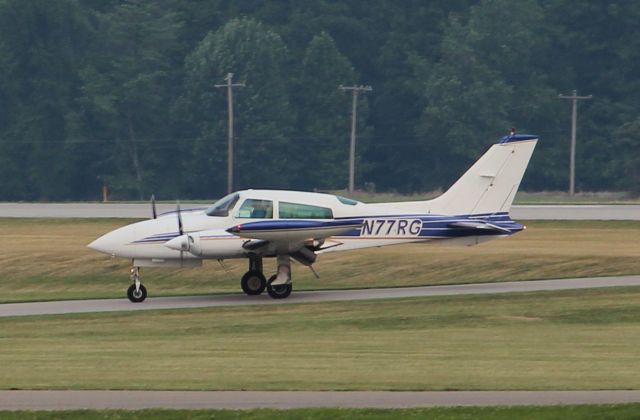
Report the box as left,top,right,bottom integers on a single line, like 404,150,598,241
127,283,147,303
127,266,147,303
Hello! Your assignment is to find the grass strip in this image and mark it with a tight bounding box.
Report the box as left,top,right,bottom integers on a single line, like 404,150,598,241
1,219,639,302
1,288,640,391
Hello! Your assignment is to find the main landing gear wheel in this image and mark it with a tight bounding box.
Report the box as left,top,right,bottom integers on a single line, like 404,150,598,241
127,283,147,303
266,276,292,299
241,270,267,295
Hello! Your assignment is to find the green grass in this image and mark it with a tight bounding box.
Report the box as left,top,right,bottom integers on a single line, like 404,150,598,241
2,287,640,391
2,405,640,419
1,219,639,302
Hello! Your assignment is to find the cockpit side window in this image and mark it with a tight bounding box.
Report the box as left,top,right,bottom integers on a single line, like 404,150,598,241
236,199,273,219
279,202,333,219
205,193,239,217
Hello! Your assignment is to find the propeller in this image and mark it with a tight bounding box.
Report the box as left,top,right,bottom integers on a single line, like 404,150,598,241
176,200,185,267
150,194,157,219
164,201,199,263
173,201,198,266
177,200,184,236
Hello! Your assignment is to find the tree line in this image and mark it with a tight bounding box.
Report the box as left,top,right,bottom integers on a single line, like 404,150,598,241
1,0,639,201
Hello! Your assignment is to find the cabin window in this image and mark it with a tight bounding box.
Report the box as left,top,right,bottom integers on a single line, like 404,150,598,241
206,193,239,217
236,199,274,219
279,202,333,219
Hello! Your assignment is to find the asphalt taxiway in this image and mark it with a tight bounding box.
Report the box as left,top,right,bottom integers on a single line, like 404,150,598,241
1,275,639,317
2,390,640,409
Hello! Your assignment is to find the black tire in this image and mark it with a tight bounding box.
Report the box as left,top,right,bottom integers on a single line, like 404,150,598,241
241,270,267,295
127,284,147,303
267,282,292,299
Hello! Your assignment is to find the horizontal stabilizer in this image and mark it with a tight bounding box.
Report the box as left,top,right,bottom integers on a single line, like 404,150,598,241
448,221,512,234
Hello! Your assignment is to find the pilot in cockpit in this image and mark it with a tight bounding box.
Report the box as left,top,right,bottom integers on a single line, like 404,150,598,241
251,202,268,218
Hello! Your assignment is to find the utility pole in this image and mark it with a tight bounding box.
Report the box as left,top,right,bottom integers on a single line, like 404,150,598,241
215,73,245,194
339,84,372,194
558,89,592,195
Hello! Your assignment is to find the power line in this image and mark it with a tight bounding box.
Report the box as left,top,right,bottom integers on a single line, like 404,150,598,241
558,89,592,195
215,72,245,194
339,84,372,194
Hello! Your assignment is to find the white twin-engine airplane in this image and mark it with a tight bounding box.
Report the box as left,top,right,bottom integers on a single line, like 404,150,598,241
89,133,538,302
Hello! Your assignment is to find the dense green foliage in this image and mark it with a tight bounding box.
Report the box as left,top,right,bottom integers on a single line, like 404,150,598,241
0,0,638,200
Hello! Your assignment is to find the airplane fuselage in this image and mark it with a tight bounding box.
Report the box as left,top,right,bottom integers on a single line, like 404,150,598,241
89,189,524,265
88,134,538,301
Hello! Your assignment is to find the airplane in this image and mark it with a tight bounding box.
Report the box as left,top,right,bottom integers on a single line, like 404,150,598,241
88,133,538,302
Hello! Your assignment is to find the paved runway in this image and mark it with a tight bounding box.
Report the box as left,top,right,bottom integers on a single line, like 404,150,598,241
3,278,640,410
513,204,640,220
2,390,640,409
0,202,205,218
2,275,639,317
0,203,638,219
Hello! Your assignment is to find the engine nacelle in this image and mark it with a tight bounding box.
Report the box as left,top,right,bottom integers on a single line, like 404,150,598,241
163,233,203,257
187,234,202,256
291,246,317,266
165,230,246,259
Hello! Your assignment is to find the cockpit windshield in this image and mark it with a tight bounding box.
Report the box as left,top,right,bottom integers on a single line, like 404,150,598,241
205,193,239,217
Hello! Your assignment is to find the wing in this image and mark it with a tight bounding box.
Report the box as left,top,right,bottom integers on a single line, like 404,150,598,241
227,219,362,242
228,219,362,266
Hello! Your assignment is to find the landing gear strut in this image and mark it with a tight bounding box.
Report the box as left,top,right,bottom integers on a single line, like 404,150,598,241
127,266,147,303
240,257,266,295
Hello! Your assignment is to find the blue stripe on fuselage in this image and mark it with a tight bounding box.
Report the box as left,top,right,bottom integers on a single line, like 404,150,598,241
335,212,523,238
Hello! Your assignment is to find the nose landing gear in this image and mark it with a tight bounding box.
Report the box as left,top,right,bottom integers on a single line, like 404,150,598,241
127,266,147,303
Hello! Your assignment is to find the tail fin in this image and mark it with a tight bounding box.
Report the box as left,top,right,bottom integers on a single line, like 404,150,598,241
430,134,538,216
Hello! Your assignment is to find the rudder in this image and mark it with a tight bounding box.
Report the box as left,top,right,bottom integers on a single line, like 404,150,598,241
429,134,538,216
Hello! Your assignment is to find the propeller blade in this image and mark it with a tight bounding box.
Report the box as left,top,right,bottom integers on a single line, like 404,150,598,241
176,200,184,267
176,201,184,236
150,194,157,219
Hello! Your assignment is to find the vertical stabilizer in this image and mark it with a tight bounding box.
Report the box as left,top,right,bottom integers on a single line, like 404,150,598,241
430,135,538,216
